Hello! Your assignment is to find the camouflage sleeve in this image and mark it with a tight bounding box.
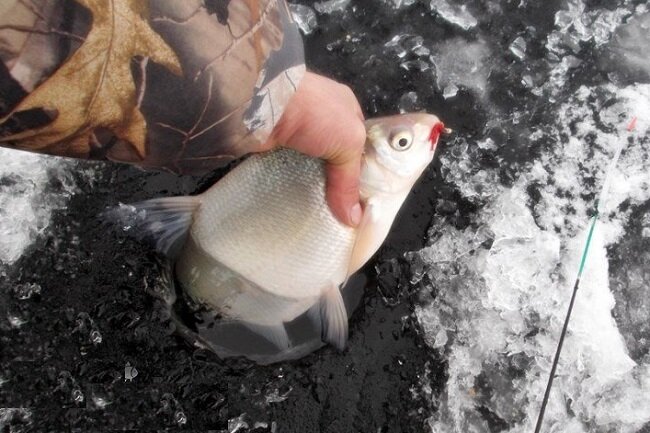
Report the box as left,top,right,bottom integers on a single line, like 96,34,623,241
0,0,305,174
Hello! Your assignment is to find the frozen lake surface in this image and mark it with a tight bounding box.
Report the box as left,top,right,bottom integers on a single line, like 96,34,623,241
1,0,649,431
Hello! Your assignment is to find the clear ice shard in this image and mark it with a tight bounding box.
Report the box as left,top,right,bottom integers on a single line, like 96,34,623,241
509,36,527,60
442,84,458,99
381,0,417,9
314,0,351,14
288,4,318,35
398,91,419,113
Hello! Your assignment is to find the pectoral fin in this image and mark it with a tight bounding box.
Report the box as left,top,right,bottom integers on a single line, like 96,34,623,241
346,201,380,279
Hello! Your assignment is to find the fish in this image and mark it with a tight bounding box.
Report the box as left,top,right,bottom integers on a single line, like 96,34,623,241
116,112,446,352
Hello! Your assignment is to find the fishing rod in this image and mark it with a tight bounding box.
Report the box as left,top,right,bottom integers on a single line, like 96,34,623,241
533,117,637,433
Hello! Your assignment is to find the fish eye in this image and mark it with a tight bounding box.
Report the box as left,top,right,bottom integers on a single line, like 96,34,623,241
390,130,413,151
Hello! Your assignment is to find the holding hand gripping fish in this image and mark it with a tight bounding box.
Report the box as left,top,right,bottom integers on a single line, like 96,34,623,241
0,0,447,361
121,113,447,358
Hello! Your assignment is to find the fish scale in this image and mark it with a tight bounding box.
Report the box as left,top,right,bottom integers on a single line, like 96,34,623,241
189,149,355,300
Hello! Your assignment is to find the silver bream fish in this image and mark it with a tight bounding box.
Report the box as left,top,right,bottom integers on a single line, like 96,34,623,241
122,113,446,354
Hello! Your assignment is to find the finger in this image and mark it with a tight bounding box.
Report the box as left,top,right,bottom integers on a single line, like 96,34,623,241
326,157,362,227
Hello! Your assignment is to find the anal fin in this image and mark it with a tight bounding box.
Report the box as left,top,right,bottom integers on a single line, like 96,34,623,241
319,285,348,350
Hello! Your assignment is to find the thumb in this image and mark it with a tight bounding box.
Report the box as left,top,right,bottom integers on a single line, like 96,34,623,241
326,156,362,227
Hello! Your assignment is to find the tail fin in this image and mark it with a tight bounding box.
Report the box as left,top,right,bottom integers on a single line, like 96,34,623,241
104,196,201,257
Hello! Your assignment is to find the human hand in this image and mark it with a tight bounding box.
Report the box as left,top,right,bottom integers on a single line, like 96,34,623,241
262,71,366,227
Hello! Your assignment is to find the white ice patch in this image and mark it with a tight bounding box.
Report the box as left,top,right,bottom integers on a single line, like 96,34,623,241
411,83,650,432
0,148,77,265
432,38,491,100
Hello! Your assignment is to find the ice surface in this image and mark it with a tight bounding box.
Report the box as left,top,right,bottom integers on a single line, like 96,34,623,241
288,4,318,35
428,0,477,31
412,83,650,432
0,148,77,265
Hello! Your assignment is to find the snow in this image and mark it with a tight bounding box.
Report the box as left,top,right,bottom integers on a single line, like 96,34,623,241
411,82,650,432
0,148,77,265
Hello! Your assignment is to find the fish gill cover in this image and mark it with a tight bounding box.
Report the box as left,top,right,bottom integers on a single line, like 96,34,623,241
1,0,650,432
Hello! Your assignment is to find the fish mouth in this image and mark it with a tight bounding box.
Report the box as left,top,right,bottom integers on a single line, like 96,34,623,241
429,122,452,150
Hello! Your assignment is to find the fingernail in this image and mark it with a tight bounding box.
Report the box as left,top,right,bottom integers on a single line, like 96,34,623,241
350,203,362,227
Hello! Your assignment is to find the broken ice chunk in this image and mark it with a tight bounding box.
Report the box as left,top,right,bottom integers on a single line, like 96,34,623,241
403,35,424,52
288,4,318,35
429,0,477,31
509,36,527,60
314,0,351,14
563,55,582,69
7,313,27,328
385,34,429,61
381,0,417,9
12,283,42,300
476,137,497,151
433,329,448,348
414,46,431,57
398,91,420,113
442,84,459,99
400,59,430,72
385,35,409,58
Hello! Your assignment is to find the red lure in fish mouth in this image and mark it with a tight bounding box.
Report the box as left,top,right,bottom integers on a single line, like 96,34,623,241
429,122,446,150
